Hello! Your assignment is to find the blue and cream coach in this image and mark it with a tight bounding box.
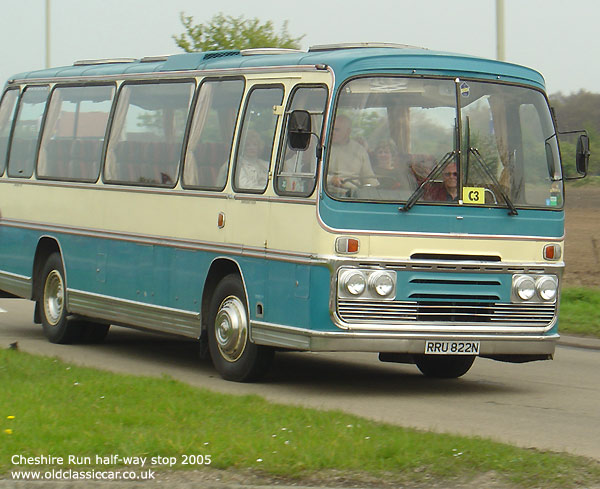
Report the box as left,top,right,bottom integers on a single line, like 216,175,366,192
0,43,588,381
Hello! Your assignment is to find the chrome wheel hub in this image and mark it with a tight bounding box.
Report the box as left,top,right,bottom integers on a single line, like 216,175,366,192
215,296,248,362
44,270,64,326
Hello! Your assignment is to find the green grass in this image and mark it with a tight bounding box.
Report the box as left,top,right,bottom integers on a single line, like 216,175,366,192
1,350,598,488
560,287,600,337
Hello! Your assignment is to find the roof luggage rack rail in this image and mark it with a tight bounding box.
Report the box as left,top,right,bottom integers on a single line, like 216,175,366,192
73,58,138,66
241,48,304,56
308,42,427,52
140,55,171,63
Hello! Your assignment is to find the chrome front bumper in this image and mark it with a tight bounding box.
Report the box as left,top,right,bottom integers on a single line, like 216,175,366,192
251,320,557,356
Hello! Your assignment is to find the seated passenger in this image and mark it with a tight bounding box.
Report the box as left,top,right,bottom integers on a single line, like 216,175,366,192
327,115,378,195
235,129,269,190
371,139,417,192
424,161,459,201
441,163,459,200
407,153,437,186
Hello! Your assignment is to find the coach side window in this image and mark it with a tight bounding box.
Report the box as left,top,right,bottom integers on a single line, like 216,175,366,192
104,81,194,186
233,86,284,193
183,79,244,190
38,85,115,182
7,86,49,178
275,86,327,197
0,89,19,175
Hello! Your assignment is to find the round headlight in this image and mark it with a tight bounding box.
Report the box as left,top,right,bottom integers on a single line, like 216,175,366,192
515,276,536,301
343,271,366,296
536,276,558,301
369,271,395,297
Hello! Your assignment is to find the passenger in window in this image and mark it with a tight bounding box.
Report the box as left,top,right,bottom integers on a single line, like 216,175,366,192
327,115,378,195
236,129,269,190
408,154,436,185
440,163,459,200
371,139,417,192
426,161,459,201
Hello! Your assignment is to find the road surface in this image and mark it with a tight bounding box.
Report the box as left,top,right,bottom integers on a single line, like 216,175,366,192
1,298,598,461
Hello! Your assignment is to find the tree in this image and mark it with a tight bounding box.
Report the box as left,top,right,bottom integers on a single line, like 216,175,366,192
173,12,304,52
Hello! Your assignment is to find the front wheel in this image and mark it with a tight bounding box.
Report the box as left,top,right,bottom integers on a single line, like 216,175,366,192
207,274,274,382
414,355,475,379
39,253,79,344
71,319,111,343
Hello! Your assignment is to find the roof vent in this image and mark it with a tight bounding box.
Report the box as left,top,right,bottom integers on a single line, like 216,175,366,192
308,42,427,52
73,58,137,66
202,50,241,60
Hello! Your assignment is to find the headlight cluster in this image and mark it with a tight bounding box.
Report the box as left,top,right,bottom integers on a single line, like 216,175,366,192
338,269,396,300
512,274,558,303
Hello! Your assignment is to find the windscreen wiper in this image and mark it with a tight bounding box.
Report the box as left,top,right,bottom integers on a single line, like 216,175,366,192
399,151,456,212
469,147,518,216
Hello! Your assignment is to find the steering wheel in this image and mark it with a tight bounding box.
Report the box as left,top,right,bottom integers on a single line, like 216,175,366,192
341,177,375,188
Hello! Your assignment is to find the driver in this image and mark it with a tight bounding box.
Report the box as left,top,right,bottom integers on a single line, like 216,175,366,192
327,115,378,195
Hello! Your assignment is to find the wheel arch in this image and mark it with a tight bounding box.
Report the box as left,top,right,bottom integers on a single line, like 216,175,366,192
32,236,65,323
201,257,247,335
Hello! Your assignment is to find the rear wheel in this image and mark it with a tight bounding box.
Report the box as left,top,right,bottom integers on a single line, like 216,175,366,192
39,253,79,344
414,355,475,379
207,274,273,382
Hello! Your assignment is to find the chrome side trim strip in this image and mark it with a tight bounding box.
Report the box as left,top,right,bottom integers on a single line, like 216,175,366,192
68,289,201,338
250,320,557,355
1,218,320,265
0,270,31,298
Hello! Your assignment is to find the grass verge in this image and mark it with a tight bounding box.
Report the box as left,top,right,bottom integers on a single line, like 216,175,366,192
1,349,599,488
560,287,600,337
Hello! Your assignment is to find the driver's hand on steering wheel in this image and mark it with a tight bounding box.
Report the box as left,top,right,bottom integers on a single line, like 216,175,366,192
330,176,344,187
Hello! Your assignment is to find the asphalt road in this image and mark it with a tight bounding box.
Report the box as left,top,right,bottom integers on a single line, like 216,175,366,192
1,298,599,461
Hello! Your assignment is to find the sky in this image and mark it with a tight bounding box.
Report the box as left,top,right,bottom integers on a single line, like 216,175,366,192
1,0,598,96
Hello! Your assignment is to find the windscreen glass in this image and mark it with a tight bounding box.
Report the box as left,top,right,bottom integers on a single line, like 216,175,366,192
326,76,561,209
461,82,562,208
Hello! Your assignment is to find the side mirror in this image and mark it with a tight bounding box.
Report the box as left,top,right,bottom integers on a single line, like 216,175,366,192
545,139,556,178
287,110,312,151
576,133,590,176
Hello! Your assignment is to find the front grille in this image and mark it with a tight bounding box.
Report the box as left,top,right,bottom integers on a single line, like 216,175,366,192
337,300,556,326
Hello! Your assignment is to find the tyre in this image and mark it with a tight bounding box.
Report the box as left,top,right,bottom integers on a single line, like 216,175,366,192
74,320,111,343
207,274,274,382
414,355,475,379
39,253,79,344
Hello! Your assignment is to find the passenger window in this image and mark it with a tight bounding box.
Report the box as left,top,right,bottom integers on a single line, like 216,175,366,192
38,85,114,182
233,86,284,193
104,81,194,186
7,86,49,178
0,89,19,175
183,79,243,190
276,86,327,196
